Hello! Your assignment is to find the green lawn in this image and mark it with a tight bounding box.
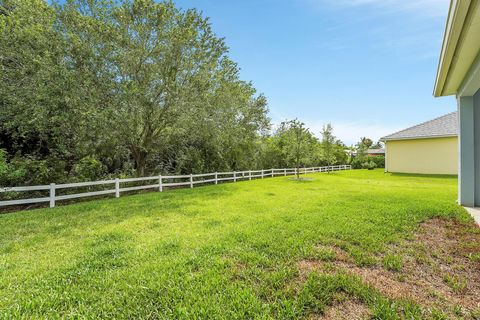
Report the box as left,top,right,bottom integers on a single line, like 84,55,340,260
0,170,475,319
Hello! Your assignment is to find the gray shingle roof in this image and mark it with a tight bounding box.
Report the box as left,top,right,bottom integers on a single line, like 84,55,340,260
382,112,458,141
368,148,385,154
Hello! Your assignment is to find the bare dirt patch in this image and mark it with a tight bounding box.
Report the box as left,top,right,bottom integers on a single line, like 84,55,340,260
393,218,480,312
298,218,480,317
310,299,370,320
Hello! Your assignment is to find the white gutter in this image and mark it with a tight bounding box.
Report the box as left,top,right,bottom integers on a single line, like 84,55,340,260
434,0,472,97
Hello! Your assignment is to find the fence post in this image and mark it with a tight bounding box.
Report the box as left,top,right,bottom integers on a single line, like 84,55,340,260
261,169,264,178
249,170,252,180
49,183,55,208
233,171,237,182
190,174,193,188
284,168,287,176
159,175,163,192
115,178,120,198
215,172,218,185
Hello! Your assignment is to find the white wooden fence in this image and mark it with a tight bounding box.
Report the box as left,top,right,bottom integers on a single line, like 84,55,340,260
0,165,351,208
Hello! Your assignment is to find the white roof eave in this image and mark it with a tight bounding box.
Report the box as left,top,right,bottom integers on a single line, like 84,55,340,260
381,134,458,142
434,1,480,97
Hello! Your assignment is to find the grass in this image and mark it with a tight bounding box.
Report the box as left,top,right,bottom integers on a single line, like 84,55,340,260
382,254,403,272
0,170,471,318
443,274,468,294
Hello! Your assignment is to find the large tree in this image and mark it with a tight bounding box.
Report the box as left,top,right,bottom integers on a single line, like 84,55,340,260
58,0,268,176
0,0,270,184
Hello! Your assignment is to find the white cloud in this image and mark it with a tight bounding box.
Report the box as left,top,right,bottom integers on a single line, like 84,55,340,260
312,0,450,17
305,0,449,59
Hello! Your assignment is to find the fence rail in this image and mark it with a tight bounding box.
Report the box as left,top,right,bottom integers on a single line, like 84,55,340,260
0,165,351,208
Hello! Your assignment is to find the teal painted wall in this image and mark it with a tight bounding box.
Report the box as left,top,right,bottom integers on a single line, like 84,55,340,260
460,88,480,207
475,89,480,206
458,96,476,206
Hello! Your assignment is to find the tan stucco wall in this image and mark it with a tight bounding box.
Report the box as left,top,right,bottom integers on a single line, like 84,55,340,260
386,137,458,175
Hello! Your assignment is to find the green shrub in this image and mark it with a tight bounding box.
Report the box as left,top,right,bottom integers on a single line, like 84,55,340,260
351,156,384,169
0,149,27,186
8,156,68,185
361,161,377,170
73,156,106,181
0,149,11,184
351,157,363,169
368,155,385,168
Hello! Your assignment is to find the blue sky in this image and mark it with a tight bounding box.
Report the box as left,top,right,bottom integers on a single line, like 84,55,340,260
174,0,455,145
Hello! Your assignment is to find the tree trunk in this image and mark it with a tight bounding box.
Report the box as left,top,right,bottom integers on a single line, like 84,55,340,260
136,155,146,177
131,146,147,177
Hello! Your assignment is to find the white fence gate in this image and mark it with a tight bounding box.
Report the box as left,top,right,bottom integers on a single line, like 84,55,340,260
0,165,352,208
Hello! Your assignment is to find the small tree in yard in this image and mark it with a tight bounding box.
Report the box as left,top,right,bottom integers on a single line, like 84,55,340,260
279,119,313,179
321,123,337,172
351,137,368,169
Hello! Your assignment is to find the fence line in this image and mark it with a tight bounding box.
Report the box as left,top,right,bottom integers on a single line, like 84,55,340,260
0,165,352,208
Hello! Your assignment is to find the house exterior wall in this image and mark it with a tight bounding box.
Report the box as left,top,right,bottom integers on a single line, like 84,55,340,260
475,89,480,204
385,137,458,175
458,89,480,206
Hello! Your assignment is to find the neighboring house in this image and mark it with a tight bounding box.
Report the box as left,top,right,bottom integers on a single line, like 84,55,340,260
381,112,458,175
367,148,385,157
349,148,385,157
434,1,480,208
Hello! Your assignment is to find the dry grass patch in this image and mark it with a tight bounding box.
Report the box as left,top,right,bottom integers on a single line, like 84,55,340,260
297,218,480,318
396,218,480,312
312,299,370,320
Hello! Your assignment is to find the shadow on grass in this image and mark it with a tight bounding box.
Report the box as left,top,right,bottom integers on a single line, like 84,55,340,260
388,173,458,180
0,182,240,241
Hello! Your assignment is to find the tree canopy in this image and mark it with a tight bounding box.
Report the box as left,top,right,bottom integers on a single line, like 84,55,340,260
0,0,349,186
